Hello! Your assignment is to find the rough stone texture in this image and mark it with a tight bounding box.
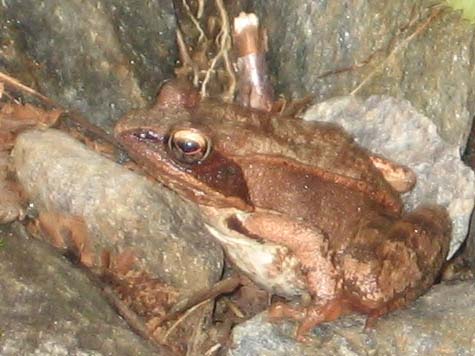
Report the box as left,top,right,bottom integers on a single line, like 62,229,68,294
229,281,475,355
303,96,475,258
0,226,163,356
0,0,177,131
250,0,475,149
12,128,223,292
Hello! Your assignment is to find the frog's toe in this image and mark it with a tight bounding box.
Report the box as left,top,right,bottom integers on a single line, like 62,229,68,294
295,301,346,340
268,300,346,340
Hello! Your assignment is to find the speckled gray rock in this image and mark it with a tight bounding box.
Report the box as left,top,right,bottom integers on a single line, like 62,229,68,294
229,281,475,355
0,226,164,356
251,0,475,148
303,95,475,258
0,0,177,130
11,128,223,292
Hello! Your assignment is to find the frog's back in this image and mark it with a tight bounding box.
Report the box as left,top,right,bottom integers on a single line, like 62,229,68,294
194,101,402,215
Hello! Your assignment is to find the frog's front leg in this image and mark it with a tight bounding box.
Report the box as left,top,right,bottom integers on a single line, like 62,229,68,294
232,210,350,339
233,210,340,299
203,208,344,338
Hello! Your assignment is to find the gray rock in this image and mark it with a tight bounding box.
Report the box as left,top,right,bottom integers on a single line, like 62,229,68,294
229,281,475,355
251,0,475,148
303,95,475,258
12,128,223,292
0,0,177,130
0,225,164,355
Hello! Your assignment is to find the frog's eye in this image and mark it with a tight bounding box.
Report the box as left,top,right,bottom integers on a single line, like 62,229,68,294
168,129,211,164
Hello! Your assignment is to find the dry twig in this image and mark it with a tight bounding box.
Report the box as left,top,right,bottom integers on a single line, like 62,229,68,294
0,70,119,146
164,274,241,323
163,299,211,342
350,7,442,96
0,71,56,106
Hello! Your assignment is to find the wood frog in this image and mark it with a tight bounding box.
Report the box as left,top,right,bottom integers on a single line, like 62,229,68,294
114,80,451,339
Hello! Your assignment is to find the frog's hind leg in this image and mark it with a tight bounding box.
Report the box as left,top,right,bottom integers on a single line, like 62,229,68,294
348,205,451,327
236,211,348,339
381,205,451,302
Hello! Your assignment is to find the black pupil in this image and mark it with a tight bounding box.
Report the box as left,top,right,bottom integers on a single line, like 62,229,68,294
168,130,209,164
177,139,200,154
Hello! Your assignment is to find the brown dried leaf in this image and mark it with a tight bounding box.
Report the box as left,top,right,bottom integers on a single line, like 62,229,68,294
0,151,26,223
0,131,15,151
0,102,63,149
102,250,178,318
113,249,137,275
101,249,112,270
0,181,25,223
0,102,62,128
108,270,178,319
38,212,95,267
0,150,10,180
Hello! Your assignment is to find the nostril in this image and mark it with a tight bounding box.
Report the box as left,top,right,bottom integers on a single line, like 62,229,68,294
134,130,159,141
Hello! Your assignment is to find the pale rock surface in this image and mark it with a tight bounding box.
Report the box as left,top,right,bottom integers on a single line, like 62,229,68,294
229,281,475,355
12,129,223,292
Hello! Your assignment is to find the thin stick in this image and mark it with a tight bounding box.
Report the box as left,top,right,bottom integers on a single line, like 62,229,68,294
0,70,119,147
162,299,210,342
204,343,222,356
0,71,56,107
164,274,241,322
102,286,155,341
350,8,441,96
60,109,121,146
224,299,245,318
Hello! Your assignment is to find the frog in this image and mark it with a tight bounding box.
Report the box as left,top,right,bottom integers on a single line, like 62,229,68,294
114,80,451,340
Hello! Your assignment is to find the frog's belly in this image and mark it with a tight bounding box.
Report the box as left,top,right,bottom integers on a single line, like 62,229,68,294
205,224,308,298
